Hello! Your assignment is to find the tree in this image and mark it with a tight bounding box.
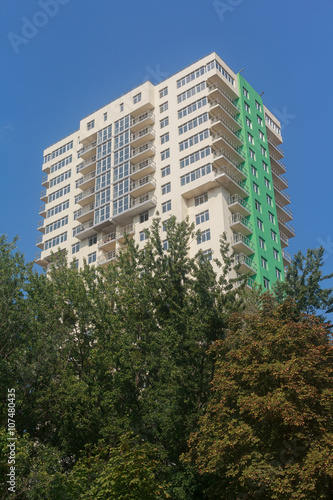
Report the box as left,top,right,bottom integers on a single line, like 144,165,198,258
185,295,333,499
274,247,333,319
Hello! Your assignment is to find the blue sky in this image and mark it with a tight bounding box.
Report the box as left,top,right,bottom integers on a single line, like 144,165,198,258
1,0,333,278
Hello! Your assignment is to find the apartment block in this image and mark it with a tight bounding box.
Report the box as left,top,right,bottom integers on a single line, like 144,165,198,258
35,52,294,290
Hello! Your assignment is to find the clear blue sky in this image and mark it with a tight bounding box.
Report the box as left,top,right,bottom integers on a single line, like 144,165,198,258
1,0,333,277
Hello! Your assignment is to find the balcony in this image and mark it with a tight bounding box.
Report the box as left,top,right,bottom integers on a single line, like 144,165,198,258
210,113,243,145
208,82,240,115
98,231,117,251
268,138,284,160
78,140,97,160
98,249,118,266
212,148,246,179
41,175,49,188
40,189,48,202
279,231,289,248
130,175,156,198
130,159,156,181
37,220,45,233
116,223,135,242
234,253,257,275
131,143,155,164
231,233,255,256
282,249,292,266
275,201,293,222
211,132,245,164
214,166,249,197
229,213,253,236
75,187,95,207
227,194,251,217
278,217,295,239
39,205,46,217
113,193,157,225
131,127,155,148
73,219,96,240
130,111,155,133
271,166,288,190
265,116,283,145
269,152,286,175
36,235,44,249
74,203,95,223
77,156,97,175
77,170,96,191
274,185,291,206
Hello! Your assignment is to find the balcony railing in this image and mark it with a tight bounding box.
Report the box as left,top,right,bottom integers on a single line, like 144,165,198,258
98,249,117,265
76,170,96,187
229,213,253,232
75,187,95,203
211,113,243,139
131,111,155,127
271,166,288,187
274,185,291,203
98,231,116,247
232,233,255,251
280,231,289,245
131,126,155,142
74,203,95,220
73,219,94,237
78,140,97,156
130,174,156,191
208,83,240,112
131,142,156,159
278,217,295,237
130,159,156,176
37,220,44,230
276,201,293,219
227,195,251,213
234,253,257,272
36,235,43,245
213,148,246,174
77,156,97,173
40,189,47,200
35,252,41,261
282,249,292,264
214,166,249,194
268,138,284,156
270,151,286,170
212,131,246,158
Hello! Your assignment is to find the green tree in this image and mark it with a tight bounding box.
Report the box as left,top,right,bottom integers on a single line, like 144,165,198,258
185,295,333,499
274,247,333,319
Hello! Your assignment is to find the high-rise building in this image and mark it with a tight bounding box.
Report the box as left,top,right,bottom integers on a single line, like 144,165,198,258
35,52,294,289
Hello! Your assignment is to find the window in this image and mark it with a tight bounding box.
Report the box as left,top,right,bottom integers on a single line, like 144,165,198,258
133,93,142,104
180,163,212,186
261,257,268,269
114,115,130,135
178,96,208,119
161,132,169,144
176,60,234,88
261,146,267,157
259,237,265,249
263,277,270,290
251,165,257,177
248,133,254,144
162,239,169,250
253,182,259,194
50,155,72,174
262,161,269,173
140,230,148,242
244,102,250,113
197,229,211,244
162,182,171,195
259,130,265,141
161,149,170,161
97,140,112,160
178,112,208,135
162,220,170,232
140,211,149,223
255,100,261,111
160,102,168,113
265,114,281,135
43,141,73,164
113,161,129,182
179,129,209,151
44,232,67,250
72,242,80,254
257,218,263,230
257,115,263,126
113,179,129,200
88,252,96,264
162,200,171,213
180,145,211,168
50,169,71,188
267,195,273,206
96,171,111,192
273,248,279,260
87,120,95,130
97,125,112,145
249,149,255,160
271,230,277,242
196,210,209,225
120,103,124,112
46,200,69,218
49,185,70,203
268,212,275,224
255,200,261,212
161,165,170,177
96,186,110,209
194,192,208,206
160,117,169,128
71,259,79,269
246,117,252,128
89,235,97,246
159,87,168,98
264,178,271,189
276,268,282,280
243,87,249,98
177,81,206,104
202,249,213,261
95,204,110,224
103,112,107,121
